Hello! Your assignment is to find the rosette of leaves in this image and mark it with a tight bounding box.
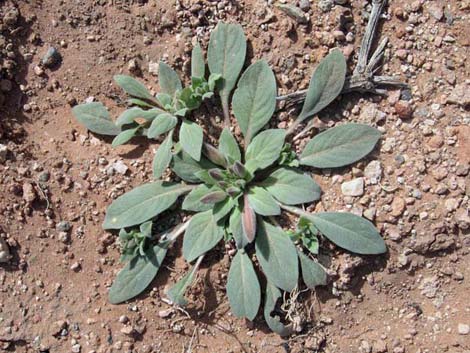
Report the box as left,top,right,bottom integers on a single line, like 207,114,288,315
103,52,386,334
71,42,222,178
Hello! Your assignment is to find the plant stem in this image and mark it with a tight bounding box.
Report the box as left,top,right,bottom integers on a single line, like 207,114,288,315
222,96,230,128
286,119,301,137
163,218,191,243
279,203,307,217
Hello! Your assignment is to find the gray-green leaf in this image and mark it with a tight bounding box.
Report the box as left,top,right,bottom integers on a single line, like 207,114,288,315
219,128,241,161
152,130,174,179
158,61,182,96
208,22,246,115
247,186,280,216
227,251,261,321
72,102,121,136
166,257,202,306
307,212,386,254
191,43,205,79
112,127,139,147
109,242,168,304
182,184,214,212
232,60,276,142
264,282,294,337
298,49,347,122
298,251,327,289
300,123,381,168
171,152,216,183
255,220,298,292
260,168,321,205
116,107,162,127
213,197,235,221
229,205,250,249
103,182,191,229
245,129,286,172
179,120,203,161
147,113,177,139
183,211,224,262
114,75,156,102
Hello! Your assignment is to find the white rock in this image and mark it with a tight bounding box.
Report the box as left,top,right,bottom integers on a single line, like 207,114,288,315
0,144,8,162
149,61,159,76
0,238,11,263
364,161,382,185
112,160,128,175
341,178,364,196
458,323,469,335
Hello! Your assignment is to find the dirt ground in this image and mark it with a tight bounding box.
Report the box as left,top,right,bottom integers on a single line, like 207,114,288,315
0,0,469,352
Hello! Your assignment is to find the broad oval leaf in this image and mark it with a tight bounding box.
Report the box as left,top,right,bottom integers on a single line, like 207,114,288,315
191,43,205,79
232,60,276,142
227,251,261,321
260,168,321,205
152,130,174,179
109,242,168,304
247,186,280,216
208,22,247,113
179,120,203,161
183,211,224,262
298,251,327,289
116,107,162,127
298,49,347,122
114,75,156,102
158,61,182,95
112,127,139,147
103,182,191,229
147,113,177,139
255,220,298,292
72,102,121,136
171,151,216,183
264,282,294,337
308,212,386,254
300,123,381,168
245,129,286,172
182,184,214,212
219,128,241,161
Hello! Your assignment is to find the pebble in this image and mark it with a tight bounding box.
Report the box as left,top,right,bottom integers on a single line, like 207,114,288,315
34,65,44,76
0,144,8,162
111,160,129,175
457,323,469,335
158,308,174,318
373,339,387,353
298,0,310,11
341,178,364,197
394,100,413,119
391,197,406,217
318,0,333,13
22,182,37,203
119,315,129,324
41,47,62,68
0,238,11,263
276,4,308,24
364,161,382,184
148,61,159,76
447,83,470,107
70,262,81,272
56,221,72,232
